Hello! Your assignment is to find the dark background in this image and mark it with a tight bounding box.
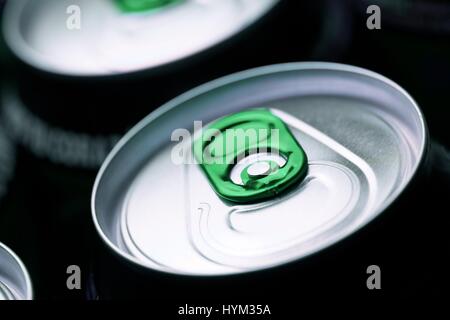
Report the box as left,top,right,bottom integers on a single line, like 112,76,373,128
0,0,449,305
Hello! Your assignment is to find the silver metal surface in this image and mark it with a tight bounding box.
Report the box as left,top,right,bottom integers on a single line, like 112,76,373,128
0,242,33,300
3,0,278,76
92,62,426,276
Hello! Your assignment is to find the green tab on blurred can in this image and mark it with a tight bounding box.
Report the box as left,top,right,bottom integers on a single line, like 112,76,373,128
115,0,182,13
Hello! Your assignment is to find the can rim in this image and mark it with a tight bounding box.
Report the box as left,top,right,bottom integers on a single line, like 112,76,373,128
91,62,427,277
0,242,33,300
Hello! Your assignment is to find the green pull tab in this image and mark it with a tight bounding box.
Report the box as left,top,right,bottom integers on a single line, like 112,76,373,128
194,109,308,203
115,0,181,13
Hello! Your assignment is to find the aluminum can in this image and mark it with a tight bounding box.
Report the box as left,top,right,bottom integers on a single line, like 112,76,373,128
92,63,445,302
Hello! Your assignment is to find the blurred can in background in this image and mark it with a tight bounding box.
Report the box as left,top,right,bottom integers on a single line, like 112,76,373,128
0,0,354,299
0,0,13,203
0,242,33,300
1,0,352,141
0,0,8,70
349,0,450,146
91,63,446,301
0,1,27,299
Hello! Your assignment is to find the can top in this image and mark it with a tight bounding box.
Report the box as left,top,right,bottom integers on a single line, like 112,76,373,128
0,242,33,300
92,62,426,276
2,0,277,76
